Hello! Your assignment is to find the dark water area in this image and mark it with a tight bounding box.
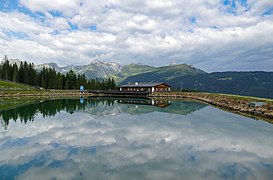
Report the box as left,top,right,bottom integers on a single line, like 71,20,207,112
0,98,273,179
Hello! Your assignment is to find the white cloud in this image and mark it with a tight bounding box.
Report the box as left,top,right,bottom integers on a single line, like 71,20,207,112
19,0,80,16
70,0,108,28
0,0,272,71
44,13,70,31
0,12,50,35
248,0,273,15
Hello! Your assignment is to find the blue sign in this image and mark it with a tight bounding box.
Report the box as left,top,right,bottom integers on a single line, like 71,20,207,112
80,98,84,104
80,85,84,91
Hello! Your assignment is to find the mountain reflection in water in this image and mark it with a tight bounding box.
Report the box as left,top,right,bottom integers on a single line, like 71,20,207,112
0,97,207,129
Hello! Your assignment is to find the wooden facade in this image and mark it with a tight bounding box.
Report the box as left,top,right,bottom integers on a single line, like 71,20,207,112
119,83,171,93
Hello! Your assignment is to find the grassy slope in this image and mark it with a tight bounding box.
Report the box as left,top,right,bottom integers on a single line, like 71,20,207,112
0,79,82,101
114,64,156,83
195,92,273,103
0,80,42,111
120,64,206,85
0,79,36,90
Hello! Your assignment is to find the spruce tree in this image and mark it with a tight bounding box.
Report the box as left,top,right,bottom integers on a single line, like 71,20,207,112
111,78,116,90
12,64,19,82
18,62,24,83
23,61,29,84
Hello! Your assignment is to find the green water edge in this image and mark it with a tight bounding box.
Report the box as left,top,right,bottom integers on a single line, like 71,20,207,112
1,96,273,125
0,96,82,111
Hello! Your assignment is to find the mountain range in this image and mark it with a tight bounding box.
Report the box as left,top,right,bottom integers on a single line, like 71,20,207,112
2,58,273,98
4,58,205,83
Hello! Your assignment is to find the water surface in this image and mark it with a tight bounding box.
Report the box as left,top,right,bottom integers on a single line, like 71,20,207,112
0,98,273,179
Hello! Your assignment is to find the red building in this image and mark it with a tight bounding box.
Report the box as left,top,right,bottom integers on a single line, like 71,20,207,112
119,82,171,92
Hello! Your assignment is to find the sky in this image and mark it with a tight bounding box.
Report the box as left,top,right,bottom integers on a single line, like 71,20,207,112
0,0,273,72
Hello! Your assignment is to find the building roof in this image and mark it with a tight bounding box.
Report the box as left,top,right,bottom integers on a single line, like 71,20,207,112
119,82,171,88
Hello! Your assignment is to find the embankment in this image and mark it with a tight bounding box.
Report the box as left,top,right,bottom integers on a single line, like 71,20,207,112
0,90,91,98
150,92,273,121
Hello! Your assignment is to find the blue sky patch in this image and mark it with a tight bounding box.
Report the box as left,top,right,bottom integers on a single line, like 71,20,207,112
69,22,79,31
49,10,63,18
1,0,30,15
262,7,273,16
89,25,97,31
50,30,62,36
223,0,229,6
223,0,237,15
240,0,247,6
223,0,250,15
189,17,197,24
188,29,194,33
5,31,29,39
0,0,20,12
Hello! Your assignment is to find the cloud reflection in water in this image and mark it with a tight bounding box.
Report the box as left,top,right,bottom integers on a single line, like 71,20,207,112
0,98,273,179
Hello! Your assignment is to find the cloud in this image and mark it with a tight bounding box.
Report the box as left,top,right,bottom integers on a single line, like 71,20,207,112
19,0,80,17
0,0,272,71
0,11,50,35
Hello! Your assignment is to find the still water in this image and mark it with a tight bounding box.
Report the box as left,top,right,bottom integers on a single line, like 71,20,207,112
0,98,273,180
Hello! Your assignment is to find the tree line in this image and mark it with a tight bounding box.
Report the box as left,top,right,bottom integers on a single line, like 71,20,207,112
0,56,116,90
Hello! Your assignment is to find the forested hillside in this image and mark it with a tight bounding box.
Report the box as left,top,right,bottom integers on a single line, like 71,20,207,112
169,72,273,98
121,71,273,98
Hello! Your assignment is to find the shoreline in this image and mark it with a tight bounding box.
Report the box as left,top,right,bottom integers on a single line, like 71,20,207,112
1,90,273,122
149,92,273,123
0,90,91,98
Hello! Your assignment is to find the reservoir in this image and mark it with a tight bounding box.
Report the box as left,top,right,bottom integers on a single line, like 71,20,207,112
0,98,273,179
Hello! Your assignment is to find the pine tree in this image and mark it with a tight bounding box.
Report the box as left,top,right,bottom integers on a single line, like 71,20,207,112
2,59,10,80
23,61,29,84
18,62,24,83
111,78,116,90
106,78,111,90
40,73,46,88
0,63,2,79
66,70,77,89
56,72,63,89
12,64,19,82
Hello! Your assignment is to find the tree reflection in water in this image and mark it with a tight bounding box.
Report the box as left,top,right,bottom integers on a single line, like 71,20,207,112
0,97,207,129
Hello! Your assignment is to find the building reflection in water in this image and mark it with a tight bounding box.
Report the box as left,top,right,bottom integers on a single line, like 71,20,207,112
117,98,171,108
